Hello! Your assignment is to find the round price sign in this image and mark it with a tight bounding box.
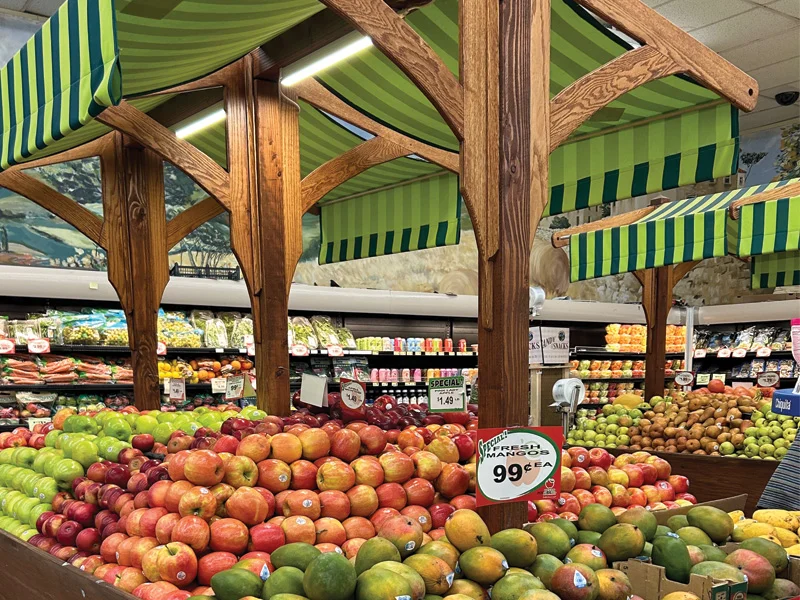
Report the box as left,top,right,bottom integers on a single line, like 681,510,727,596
674,371,694,386
341,380,365,409
476,427,562,506
757,372,780,387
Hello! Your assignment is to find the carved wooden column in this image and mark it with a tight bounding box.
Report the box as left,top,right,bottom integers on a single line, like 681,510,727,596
640,266,672,401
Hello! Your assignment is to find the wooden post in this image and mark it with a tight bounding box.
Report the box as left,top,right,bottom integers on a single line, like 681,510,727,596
641,266,672,401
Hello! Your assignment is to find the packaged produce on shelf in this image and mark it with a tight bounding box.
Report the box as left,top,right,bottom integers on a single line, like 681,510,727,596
573,358,645,380
332,357,370,381
60,313,102,345
0,317,7,339
32,313,63,344
604,323,648,353
310,314,340,347
665,324,687,353
290,315,319,349
14,391,55,418
228,315,253,348
771,328,791,350
0,353,132,386
217,310,242,341
10,319,41,345
202,317,229,348
99,311,129,346
189,309,215,333
336,326,356,349
157,310,202,348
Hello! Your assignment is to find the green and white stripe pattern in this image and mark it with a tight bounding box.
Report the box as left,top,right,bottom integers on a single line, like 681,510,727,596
319,172,460,264
569,179,800,282
0,0,120,171
751,251,800,289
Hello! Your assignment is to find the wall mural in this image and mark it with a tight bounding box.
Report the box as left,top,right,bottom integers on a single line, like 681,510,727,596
1,124,797,306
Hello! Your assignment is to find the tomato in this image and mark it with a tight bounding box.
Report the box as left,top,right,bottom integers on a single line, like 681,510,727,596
707,379,725,393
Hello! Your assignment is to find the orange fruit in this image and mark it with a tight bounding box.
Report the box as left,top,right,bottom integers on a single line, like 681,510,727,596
231,360,241,370
213,361,222,371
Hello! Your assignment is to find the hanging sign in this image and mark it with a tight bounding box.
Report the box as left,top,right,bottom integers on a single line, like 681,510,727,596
157,341,167,356
210,378,227,394
757,372,780,388
428,376,466,413
529,327,570,365
169,378,186,402
225,375,245,401
291,344,310,357
340,378,366,410
27,339,51,354
0,339,15,354
674,371,694,386
694,349,707,358
696,373,711,385
476,426,563,507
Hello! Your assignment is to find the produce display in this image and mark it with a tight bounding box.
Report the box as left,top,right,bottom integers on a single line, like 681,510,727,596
357,336,475,354
157,355,255,384
1,354,133,386
571,359,647,380
584,382,643,404
694,326,793,353
603,324,687,354
568,386,798,459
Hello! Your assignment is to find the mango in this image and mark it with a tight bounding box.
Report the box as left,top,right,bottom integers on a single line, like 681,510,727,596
595,568,632,600
525,522,572,559
551,518,579,546
519,592,561,600
742,522,778,539
690,561,746,583
686,545,705,565
578,504,617,534
444,509,490,552
549,563,599,600
728,510,746,523
616,506,657,541
416,540,460,570
373,561,426,600
667,515,689,532
530,554,563,588
686,506,734,544
763,578,800,600
565,544,608,571
403,554,454,595
739,537,789,572
753,510,800,532
458,546,508,586
303,552,357,600
492,573,544,600
490,528,538,568
772,527,800,548
698,544,728,562
661,593,700,600
652,535,692,583
355,537,401,574
446,579,486,599
725,549,776,594
355,569,413,600
577,530,602,546
597,524,646,562
676,526,712,546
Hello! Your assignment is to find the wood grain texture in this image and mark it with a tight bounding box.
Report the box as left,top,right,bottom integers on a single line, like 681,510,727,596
136,62,237,98
475,0,537,533
574,0,758,111
0,529,134,600
319,0,465,139
294,78,460,173
729,180,800,218
166,196,226,250
642,266,671,401
282,87,304,296
672,260,699,284
97,102,232,210
301,136,409,212
530,0,551,245
551,205,657,247
550,46,681,151
6,135,111,171
0,170,104,246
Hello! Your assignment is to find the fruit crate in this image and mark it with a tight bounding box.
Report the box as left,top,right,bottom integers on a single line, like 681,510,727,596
614,559,747,600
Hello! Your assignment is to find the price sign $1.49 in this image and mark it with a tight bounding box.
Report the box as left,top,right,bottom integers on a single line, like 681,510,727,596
427,376,466,413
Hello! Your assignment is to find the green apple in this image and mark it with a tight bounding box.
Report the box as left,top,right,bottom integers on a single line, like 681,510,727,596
617,435,630,445
72,440,100,470
774,438,789,449
22,473,44,497
123,413,138,428
605,434,617,445
44,430,61,448
52,459,85,490
743,436,757,447
42,452,63,478
153,422,176,445
744,443,760,458
719,442,735,455
28,503,51,528
0,448,16,465
784,429,797,442
1,490,25,515
583,430,597,442
18,528,37,541
12,447,37,470
768,426,783,440
583,440,596,447
134,415,159,435
759,444,776,458
156,412,177,424
14,497,40,524
32,477,58,504
774,447,788,460
64,415,96,433
103,418,132,441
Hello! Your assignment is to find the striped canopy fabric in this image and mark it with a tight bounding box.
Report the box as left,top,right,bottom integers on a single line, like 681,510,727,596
568,179,800,282
0,0,120,171
751,251,800,289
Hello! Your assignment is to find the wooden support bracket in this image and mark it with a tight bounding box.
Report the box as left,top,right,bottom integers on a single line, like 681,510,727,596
318,0,464,139
4,135,112,172
166,197,226,250
551,205,657,247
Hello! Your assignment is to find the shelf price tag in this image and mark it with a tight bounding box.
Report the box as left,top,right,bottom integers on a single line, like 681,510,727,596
696,373,711,385
27,339,51,354
0,339,15,354
732,348,747,358
326,345,343,357
210,378,227,394
476,426,563,507
225,375,245,401
717,348,731,358
157,341,167,356
674,371,694,386
427,376,466,413
169,378,186,402
693,349,707,358
340,378,366,410
757,372,780,387
291,344,309,357
756,347,771,357
711,373,727,384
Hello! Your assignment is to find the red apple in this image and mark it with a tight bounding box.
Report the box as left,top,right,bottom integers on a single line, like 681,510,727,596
403,478,435,506
197,551,238,586
621,464,645,488
557,492,581,514
155,513,182,545
668,475,689,494
184,449,225,487
132,434,155,453
119,448,144,466
156,542,198,586
106,465,132,488
249,522,285,554
209,519,249,555
428,503,455,529
213,435,239,454
225,487,269,526
574,488,598,508
171,516,211,553
588,448,613,470
571,467,592,490
655,480,675,501
147,480,173,509
127,472,149,494
358,425,387,455
178,486,217,520
567,446,590,467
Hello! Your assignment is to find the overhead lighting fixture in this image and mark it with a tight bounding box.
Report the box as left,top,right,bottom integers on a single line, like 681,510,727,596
281,34,373,87
175,108,226,139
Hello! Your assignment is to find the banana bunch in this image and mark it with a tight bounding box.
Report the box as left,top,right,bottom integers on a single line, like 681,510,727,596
729,509,800,555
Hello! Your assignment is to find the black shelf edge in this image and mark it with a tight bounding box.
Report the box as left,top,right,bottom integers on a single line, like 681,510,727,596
571,347,684,359
692,349,793,358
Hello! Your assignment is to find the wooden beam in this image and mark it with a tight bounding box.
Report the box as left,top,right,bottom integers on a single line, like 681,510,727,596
135,62,238,98
166,197,226,250
6,135,112,171
672,260,699,284
294,78,460,173
146,88,224,129
550,46,681,150
530,0,551,239
729,181,800,218
573,0,758,112
318,0,465,139
97,102,232,210
642,266,671,400
300,136,408,212
0,171,105,246
551,205,657,247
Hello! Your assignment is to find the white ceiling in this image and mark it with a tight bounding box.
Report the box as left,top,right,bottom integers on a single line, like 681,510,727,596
0,0,798,132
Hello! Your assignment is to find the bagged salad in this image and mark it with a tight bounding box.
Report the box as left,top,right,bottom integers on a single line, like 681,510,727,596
311,315,339,347
204,318,229,348
218,312,242,341
337,326,356,349
291,316,318,349
230,316,253,348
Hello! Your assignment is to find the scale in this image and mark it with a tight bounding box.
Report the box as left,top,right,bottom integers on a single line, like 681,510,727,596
551,377,585,441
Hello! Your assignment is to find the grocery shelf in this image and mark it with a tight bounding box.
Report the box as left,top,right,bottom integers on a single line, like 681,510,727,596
571,346,684,359
0,383,134,392
580,377,645,382
693,349,793,358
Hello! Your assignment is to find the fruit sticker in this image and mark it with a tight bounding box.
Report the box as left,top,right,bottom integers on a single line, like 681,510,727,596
476,426,563,507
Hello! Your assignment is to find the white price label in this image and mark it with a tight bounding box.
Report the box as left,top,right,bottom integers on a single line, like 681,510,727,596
0,339,15,354
732,348,747,358
215,348,224,354
157,341,167,356
169,378,186,402
757,372,780,387
225,375,245,401
291,344,309,357
244,335,255,356
674,371,694,386
717,348,731,358
300,373,328,407
696,373,711,385
694,349,707,358
756,347,772,357
210,378,227,394
427,376,466,413
27,417,51,427
340,379,365,409
712,373,727,384
326,345,343,357
27,338,51,354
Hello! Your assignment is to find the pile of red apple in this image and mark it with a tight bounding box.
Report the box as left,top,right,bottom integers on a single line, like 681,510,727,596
528,446,696,522
28,411,478,598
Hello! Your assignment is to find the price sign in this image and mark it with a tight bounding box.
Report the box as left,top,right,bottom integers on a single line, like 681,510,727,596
27,417,51,428
0,339,15,354
696,373,711,385
326,345,343,357
300,373,328,407
427,376,466,413
756,347,772,357
169,378,186,402
157,341,167,356
210,378,227,394
711,373,727,384
244,335,255,356
27,339,51,354
476,426,563,507
225,375,245,401
694,349,707,358
291,344,309,357
732,348,747,358
674,371,694,386
340,378,366,410
757,372,780,387
717,348,731,358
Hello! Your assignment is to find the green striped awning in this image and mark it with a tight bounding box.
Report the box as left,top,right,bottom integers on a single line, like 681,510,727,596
319,172,461,264
751,251,800,289
0,0,121,171
568,179,800,282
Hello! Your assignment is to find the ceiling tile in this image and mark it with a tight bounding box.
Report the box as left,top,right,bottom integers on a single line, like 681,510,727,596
654,0,753,30
721,29,800,72
740,103,800,130
689,7,796,52
767,0,800,18
749,56,800,90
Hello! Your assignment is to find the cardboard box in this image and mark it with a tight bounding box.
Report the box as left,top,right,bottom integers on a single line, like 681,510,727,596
653,495,749,526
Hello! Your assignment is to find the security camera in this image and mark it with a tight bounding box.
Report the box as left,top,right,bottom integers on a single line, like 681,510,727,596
775,91,799,106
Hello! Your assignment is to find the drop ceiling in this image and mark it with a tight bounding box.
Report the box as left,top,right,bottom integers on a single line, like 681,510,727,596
0,0,798,132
